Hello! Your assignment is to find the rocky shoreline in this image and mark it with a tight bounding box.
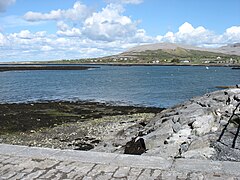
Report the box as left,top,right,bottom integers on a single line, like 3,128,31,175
101,88,240,161
1,89,240,161
0,101,162,151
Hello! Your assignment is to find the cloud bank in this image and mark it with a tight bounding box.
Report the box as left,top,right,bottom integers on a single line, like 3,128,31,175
24,2,91,22
0,1,240,62
157,22,240,47
82,4,138,41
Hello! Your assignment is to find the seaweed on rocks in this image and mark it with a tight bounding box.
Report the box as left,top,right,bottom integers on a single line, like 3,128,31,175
0,101,163,134
0,101,162,151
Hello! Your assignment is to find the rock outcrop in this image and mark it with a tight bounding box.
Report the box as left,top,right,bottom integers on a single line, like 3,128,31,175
144,89,240,160
93,88,240,161
142,89,240,160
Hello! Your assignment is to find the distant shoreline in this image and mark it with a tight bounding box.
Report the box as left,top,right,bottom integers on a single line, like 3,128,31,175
1,62,240,68
0,65,96,72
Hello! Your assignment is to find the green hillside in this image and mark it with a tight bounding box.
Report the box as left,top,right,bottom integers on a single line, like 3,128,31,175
41,44,240,65
99,47,240,65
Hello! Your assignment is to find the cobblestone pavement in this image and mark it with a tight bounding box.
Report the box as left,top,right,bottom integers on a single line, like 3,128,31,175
0,144,240,179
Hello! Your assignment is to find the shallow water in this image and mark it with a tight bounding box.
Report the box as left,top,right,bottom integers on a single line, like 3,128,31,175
0,65,239,107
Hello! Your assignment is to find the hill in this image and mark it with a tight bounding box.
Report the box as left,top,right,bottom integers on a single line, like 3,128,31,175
100,43,240,65
125,43,240,56
217,43,240,56
37,43,240,65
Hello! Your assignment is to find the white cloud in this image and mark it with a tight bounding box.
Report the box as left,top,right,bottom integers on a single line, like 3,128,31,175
23,1,149,43
41,45,53,51
35,31,47,37
223,26,240,43
57,21,69,31
128,29,155,43
56,21,81,37
160,31,175,43
57,27,81,37
82,4,138,41
157,22,240,47
17,30,32,39
24,1,91,22
1,22,240,62
7,30,52,47
1,0,240,62
226,26,240,34
157,22,218,47
0,0,15,12
175,22,214,45
178,22,195,34
0,32,6,45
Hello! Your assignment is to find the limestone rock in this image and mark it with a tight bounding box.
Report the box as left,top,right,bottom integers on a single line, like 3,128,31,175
166,127,192,145
181,147,216,159
142,89,240,161
172,122,181,133
172,116,179,123
192,114,215,136
179,142,189,154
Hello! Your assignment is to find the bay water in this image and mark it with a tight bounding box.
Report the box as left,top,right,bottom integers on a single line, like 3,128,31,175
0,65,239,107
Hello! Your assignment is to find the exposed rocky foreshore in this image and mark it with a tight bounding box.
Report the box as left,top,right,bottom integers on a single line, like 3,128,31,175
91,88,240,161
1,89,240,161
0,101,162,151
145,88,240,161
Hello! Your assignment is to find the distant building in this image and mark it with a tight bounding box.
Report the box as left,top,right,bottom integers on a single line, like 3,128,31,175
151,60,160,64
181,60,190,63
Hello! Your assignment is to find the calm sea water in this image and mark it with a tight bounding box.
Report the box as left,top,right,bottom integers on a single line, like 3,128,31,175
0,65,239,107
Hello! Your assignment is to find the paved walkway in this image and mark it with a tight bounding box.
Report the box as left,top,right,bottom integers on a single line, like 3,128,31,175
0,144,240,179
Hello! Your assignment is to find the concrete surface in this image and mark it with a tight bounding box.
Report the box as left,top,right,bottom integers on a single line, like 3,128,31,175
0,144,240,179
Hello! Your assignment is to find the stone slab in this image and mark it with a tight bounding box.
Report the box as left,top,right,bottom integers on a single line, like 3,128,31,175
14,146,61,159
221,161,240,176
52,149,119,165
112,154,173,170
173,159,240,176
0,144,28,155
1,143,240,177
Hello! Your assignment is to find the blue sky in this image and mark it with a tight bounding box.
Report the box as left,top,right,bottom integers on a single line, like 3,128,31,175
0,0,239,62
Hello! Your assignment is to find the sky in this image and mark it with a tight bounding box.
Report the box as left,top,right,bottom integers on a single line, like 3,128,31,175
0,0,239,62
